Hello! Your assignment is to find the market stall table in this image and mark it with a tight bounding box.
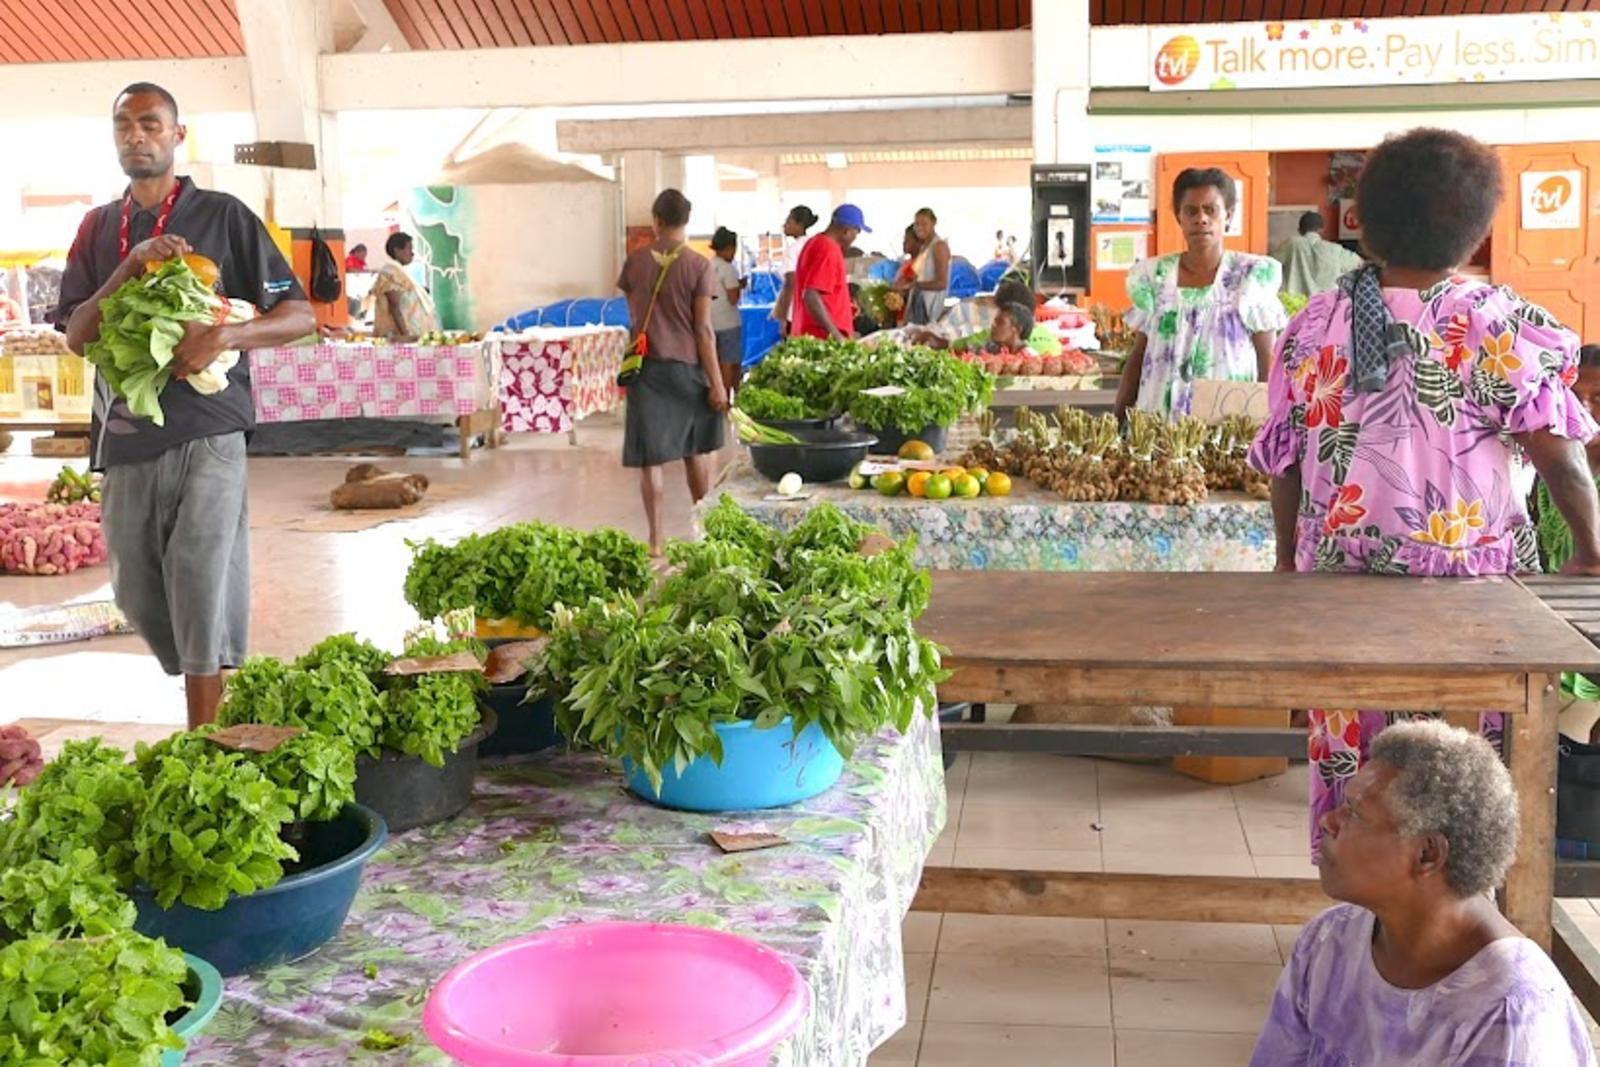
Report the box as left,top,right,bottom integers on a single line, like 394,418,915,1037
492,326,627,439
701,462,1273,573
181,713,943,1065
913,570,1600,958
249,341,499,460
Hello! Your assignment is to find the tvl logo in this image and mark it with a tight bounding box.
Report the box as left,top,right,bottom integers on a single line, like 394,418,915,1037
1531,174,1573,215
1155,36,1201,86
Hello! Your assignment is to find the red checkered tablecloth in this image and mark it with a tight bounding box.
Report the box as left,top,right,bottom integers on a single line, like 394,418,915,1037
250,343,491,424
494,327,627,435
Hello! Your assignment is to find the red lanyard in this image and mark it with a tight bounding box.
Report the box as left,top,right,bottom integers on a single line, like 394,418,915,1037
118,181,182,259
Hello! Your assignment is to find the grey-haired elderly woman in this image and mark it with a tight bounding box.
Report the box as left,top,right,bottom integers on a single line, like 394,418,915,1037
1252,720,1594,1066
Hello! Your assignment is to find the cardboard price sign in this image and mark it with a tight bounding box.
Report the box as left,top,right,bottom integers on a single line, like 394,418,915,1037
483,639,549,685
384,652,484,677
709,830,790,853
205,724,303,754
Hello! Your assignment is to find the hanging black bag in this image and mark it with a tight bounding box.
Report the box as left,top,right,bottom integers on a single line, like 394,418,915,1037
309,228,342,304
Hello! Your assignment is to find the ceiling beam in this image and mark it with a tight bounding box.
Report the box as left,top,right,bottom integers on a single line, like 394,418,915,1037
0,57,252,118
556,104,1032,153
320,30,1032,110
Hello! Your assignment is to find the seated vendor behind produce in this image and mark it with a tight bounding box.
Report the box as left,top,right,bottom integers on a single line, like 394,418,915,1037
983,302,1035,356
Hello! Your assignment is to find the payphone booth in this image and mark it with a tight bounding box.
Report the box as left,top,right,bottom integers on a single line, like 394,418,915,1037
1031,164,1091,298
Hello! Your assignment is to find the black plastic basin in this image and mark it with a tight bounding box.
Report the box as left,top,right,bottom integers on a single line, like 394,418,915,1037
353,709,497,833
748,427,878,484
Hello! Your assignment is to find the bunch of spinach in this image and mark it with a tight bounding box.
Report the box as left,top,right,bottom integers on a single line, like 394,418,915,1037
383,637,486,767
542,507,946,796
840,343,994,434
82,257,228,427
740,337,866,417
699,494,781,561
0,848,135,941
0,930,189,1065
133,747,299,910
138,726,356,824
405,523,654,628
732,385,809,422
0,740,142,885
219,654,386,758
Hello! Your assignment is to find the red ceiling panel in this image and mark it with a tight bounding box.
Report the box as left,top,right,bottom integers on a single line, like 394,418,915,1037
0,0,243,62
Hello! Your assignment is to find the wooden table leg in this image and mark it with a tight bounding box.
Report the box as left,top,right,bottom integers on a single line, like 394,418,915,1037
1503,673,1558,950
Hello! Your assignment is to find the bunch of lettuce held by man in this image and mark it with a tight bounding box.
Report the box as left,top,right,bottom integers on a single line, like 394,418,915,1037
84,255,255,426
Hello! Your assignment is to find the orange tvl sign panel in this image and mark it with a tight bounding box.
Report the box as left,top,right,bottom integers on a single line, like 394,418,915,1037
1529,174,1573,216
1153,35,1201,87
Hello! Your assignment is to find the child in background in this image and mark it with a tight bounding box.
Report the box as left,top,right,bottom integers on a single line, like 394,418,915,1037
709,227,744,395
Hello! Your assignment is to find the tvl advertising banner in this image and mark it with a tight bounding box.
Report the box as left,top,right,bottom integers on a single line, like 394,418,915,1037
1149,13,1600,92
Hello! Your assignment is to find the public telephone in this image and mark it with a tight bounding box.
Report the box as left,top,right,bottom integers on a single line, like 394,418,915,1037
1030,164,1090,295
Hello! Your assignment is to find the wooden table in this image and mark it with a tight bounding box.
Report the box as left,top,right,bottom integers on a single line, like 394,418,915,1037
913,571,1600,951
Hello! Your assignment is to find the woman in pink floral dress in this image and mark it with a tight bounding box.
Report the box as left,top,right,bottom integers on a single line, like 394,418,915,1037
1248,128,1600,858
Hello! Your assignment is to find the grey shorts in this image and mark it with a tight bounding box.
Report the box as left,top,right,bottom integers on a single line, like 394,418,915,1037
101,432,250,676
714,326,742,366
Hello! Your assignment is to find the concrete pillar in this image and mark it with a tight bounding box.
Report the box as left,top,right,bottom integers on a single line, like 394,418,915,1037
620,149,686,252
237,0,339,227
237,0,345,325
1032,0,1092,165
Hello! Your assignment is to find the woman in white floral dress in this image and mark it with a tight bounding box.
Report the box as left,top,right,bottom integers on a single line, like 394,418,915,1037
1115,168,1288,420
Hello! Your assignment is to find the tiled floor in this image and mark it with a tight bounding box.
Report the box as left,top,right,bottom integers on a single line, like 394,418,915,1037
2,420,1597,1066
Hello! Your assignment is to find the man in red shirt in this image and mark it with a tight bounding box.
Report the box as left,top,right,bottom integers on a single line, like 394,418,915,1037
792,204,870,340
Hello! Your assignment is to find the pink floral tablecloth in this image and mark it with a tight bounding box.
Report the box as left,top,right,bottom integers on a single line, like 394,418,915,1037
249,343,492,424
494,327,627,434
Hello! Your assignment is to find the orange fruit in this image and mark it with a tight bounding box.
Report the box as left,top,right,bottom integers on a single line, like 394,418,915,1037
897,440,935,461
907,471,931,498
925,473,953,500
985,472,1013,496
953,474,981,499
873,472,905,497
941,467,966,481
148,253,221,290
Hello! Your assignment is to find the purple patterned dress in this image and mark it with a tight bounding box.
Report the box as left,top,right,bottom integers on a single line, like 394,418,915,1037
1248,276,1593,856
1252,905,1596,1066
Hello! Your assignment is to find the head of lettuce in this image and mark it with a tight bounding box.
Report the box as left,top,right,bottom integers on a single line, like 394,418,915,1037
83,256,253,427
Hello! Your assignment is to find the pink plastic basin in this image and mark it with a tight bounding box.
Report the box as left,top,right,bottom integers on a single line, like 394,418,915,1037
423,922,810,1066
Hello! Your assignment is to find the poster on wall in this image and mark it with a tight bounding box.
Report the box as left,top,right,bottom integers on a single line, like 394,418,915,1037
1149,13,1600,92
1338,198,1362,241
1095,232,1148,272
1521,170,1583,231
1092,146,1154,224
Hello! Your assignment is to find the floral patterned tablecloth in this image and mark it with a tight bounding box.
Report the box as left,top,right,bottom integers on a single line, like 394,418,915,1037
184,712,944,1066
494,328,628,435
250,343,493,424
701,464,1274,572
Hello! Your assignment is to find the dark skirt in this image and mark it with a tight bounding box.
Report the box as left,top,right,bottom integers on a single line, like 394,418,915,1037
622,358,726,468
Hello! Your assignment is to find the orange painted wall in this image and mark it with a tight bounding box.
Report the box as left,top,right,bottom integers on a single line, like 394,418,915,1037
1270,151,1338,239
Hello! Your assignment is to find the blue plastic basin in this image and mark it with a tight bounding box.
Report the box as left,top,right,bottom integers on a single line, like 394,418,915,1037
163,954,223,1066
623,718,844,812
132,803,387,976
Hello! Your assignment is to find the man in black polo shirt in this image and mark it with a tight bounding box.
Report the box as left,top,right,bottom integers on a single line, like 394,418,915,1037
57,82,315,727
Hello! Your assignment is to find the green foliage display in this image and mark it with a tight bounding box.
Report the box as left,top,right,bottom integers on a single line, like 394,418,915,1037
539,502,947,794
133,747,299,911
404,523,654,628
838,343,993,434
0,740,142,886
0,930,190,1066
383,637,486,767
0,848,135,941
732,385,809,422
699,494,781,561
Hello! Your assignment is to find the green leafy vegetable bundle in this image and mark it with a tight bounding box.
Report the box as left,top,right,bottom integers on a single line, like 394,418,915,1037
0,848,135,942
218,632,487,768
83,257,249,427
0,739,142,885
838,342,994,435
537,500,947,793
739,337,993,435
404,523,653,628
0,930,190,1066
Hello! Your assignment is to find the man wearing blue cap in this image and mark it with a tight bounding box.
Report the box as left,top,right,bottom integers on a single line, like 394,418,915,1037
792,203,870,340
